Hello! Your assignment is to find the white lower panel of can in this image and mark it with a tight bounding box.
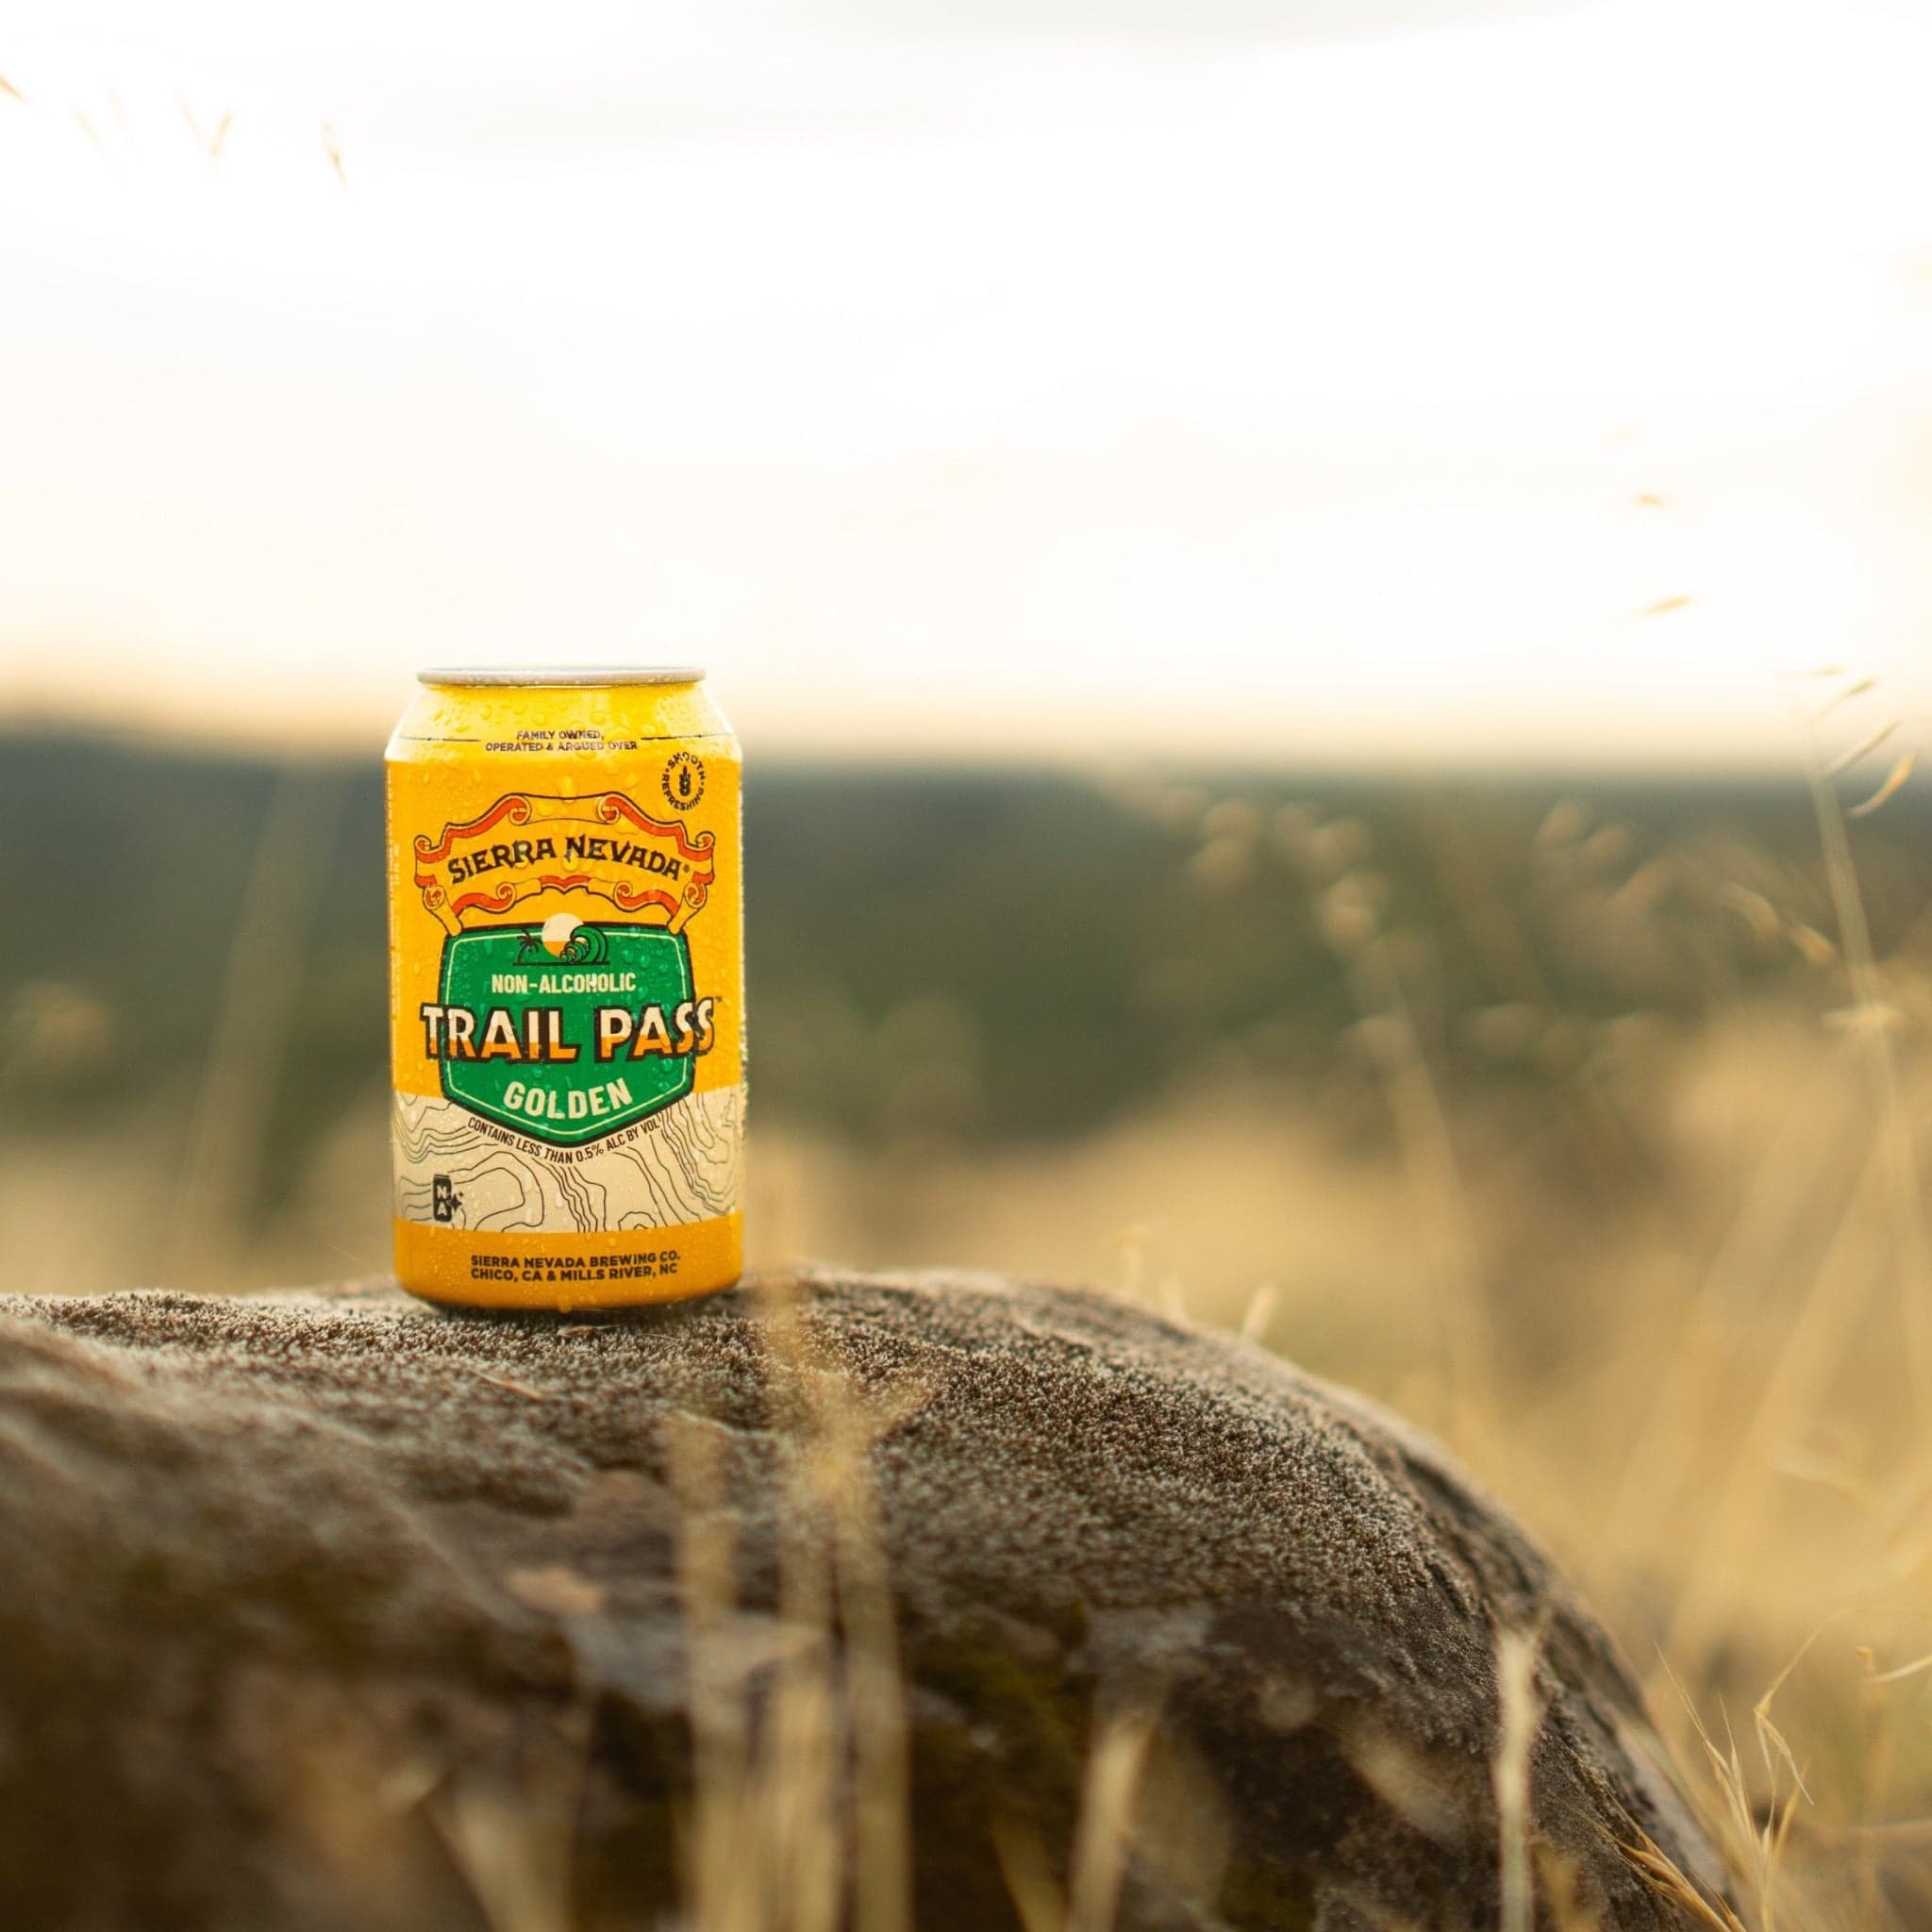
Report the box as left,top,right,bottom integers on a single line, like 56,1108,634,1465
391,1081,744,1236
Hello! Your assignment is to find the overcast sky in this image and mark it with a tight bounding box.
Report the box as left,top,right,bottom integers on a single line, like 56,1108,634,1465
2,0,1929,765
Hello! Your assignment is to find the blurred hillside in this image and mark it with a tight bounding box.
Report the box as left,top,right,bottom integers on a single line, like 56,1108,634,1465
9,725,1924,1193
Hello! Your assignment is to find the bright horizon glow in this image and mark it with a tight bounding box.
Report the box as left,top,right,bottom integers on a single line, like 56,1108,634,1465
1,0,1929,770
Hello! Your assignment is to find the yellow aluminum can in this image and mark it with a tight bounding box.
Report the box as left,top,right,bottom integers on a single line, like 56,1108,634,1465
386,668,743,1309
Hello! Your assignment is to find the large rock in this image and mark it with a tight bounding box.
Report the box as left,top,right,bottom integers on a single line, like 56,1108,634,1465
0,1273,1728,1931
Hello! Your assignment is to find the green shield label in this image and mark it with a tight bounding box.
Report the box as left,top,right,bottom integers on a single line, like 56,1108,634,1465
435,923,695,1146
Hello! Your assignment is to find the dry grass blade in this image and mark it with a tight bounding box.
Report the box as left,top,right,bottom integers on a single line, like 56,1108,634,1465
1808,675,1877,726
1656,1651,1826,1932
667,1417,756,1932
755,1274,916,1932
1622,1836,1747,1932
0,72,24,103
1534,1844,1605,1932
991,1820,1067,1932
1847,750,1915,818
1865,1647,1932,1686
1785,922,1836,965
1716,883,1782,944
460,1365,555,1402
1824,718,1899,778
1751,1616,1846,1806
828,1424,914,1932
993,1703,1167,1932
1294,827,1495,1445
322,120,347,186
1665,1670,1750,1835
177,97,236,161
427,1707,593,1932
1639,595,1695,618
166,765,345,1287
1822,1001,1901,1034
1238,1280,1278,1344
1493,1626,1545,1932
1796,695,1932,1426
1066,1706,1158,1932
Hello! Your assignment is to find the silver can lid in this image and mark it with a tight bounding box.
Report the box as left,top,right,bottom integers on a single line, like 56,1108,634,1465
417,666,705,688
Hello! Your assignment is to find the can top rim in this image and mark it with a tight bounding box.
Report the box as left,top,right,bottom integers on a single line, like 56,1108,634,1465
416,666,706,689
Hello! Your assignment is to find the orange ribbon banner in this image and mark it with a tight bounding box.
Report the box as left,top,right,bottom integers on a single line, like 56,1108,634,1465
412,792,716,936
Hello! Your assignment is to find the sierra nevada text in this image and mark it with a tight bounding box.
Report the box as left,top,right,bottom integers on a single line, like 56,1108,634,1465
442,834,688,885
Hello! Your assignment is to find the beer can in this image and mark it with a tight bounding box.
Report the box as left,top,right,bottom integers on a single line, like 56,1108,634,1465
386,668,744,1309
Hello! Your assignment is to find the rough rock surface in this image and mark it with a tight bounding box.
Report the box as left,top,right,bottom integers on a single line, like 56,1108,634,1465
0,1273,1727,1931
